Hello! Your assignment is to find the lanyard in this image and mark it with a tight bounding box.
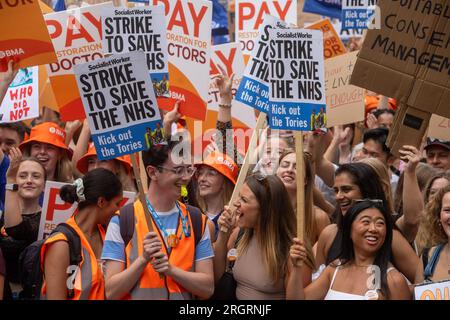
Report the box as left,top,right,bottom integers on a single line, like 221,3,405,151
145,198,191,240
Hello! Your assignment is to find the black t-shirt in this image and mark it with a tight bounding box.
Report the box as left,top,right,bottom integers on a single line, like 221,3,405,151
0,212,41,283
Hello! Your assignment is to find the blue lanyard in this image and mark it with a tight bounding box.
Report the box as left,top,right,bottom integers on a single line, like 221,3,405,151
145,198,191,239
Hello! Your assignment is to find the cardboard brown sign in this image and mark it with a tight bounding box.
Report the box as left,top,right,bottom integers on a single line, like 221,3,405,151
350,0,450,118
325,51,365,127
428,114,450,142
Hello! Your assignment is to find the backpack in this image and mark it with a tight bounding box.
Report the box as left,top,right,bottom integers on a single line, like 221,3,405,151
119,203,206,248
18,223,82,300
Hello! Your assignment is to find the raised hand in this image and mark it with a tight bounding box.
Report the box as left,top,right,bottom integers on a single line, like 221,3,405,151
289,238,307,268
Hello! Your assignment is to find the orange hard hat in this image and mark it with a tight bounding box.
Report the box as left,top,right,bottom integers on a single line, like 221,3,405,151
19,122,72,159
77,143,132,174
196,152,238,185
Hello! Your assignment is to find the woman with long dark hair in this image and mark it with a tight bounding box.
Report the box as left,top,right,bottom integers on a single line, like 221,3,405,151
289,200,411,300
214,174,314,299
315,162,419,283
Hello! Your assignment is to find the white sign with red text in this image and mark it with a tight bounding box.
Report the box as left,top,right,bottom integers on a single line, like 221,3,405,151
38,181,136,240
235,0,297,59
44,2,112,120
0,67,39,123
150,0,212,121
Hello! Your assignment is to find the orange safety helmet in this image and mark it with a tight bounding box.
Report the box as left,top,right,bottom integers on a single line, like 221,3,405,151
19,122,73,159
196,152,238,185
77,143,132,174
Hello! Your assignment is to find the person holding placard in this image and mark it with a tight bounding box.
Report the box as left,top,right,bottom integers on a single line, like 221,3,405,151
0,147,46,299
276,151,330,245
315,162,420,284
415,184,450,286
19,122,73,183
102,142,214,300
41,168,123,300
214,174,314,300
0,60,18,106
289,200,411,300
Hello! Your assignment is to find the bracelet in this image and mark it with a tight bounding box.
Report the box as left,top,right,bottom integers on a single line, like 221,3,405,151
218,103,232,109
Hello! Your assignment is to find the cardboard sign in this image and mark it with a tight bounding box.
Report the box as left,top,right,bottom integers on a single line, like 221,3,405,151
414,280,450,300
235,0,297,59
149,0,212,121
303,0,342,19
102,6,170,98
325,51,365,127
74,51,161,160
0,66,39,123
350,0,450,119
305,18,347,59
38,180,136,240
268,29,326,131
0,0,57,71
341,0,376,31
428,115,450,142
44,2,112,121
235,15,289,114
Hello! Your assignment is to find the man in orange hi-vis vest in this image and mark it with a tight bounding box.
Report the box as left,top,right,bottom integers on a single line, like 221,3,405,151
101,141,215,300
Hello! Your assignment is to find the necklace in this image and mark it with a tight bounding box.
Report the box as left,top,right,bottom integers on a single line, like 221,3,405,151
145,198,191,248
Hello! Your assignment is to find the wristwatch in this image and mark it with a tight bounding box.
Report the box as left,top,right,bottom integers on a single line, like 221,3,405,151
5,183,18,191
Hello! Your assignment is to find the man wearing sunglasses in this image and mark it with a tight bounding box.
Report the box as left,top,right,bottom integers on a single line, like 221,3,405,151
102,141,214,300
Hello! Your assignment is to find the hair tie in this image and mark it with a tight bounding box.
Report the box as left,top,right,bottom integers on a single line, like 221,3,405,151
73,178,86,202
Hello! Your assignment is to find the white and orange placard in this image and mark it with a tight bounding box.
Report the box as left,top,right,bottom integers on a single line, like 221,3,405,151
0,66,39,123
150,0,212,121
0,0,57,71
39,180,136,240
235,0,297,62
305,18,347,60
415,280,450,300
44,2,112,121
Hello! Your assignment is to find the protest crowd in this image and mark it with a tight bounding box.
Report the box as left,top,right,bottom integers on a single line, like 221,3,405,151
0,0,449,301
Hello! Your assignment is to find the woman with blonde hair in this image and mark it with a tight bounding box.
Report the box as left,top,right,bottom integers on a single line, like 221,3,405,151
19,122,73,183
276,150,330,245
214,174,314,299
415,184,450,284
415,171,450,255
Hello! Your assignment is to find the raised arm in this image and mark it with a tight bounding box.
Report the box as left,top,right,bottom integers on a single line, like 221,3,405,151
4,147,23,228
391,229,420,283
71,119,91,174
396,145,424,242
0,60,18,105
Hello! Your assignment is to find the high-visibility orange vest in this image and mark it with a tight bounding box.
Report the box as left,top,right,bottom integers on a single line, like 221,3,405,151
123,200,206,300
40,216,106,300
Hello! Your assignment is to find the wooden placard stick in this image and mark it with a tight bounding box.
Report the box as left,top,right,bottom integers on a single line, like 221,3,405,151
130,153,153,232
295,131,305,240
220,112,267,233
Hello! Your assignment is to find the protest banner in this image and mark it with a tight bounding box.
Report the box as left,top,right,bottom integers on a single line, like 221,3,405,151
235,0,297,60
235,15,290,115
0,0,57,71
428,115,450,142
333,21,364,40
303,0,342,19
414,280,450,300
324,51,365,127
305,18,347,59
74,51,162,161
38,180,136,240
268,29,326,131
38,65,58,113
0,66,39,123
297,0,322,28
149,0,212,121
102,6,170,99
44,2,111,121
350,0,450,157
341,0,372,31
